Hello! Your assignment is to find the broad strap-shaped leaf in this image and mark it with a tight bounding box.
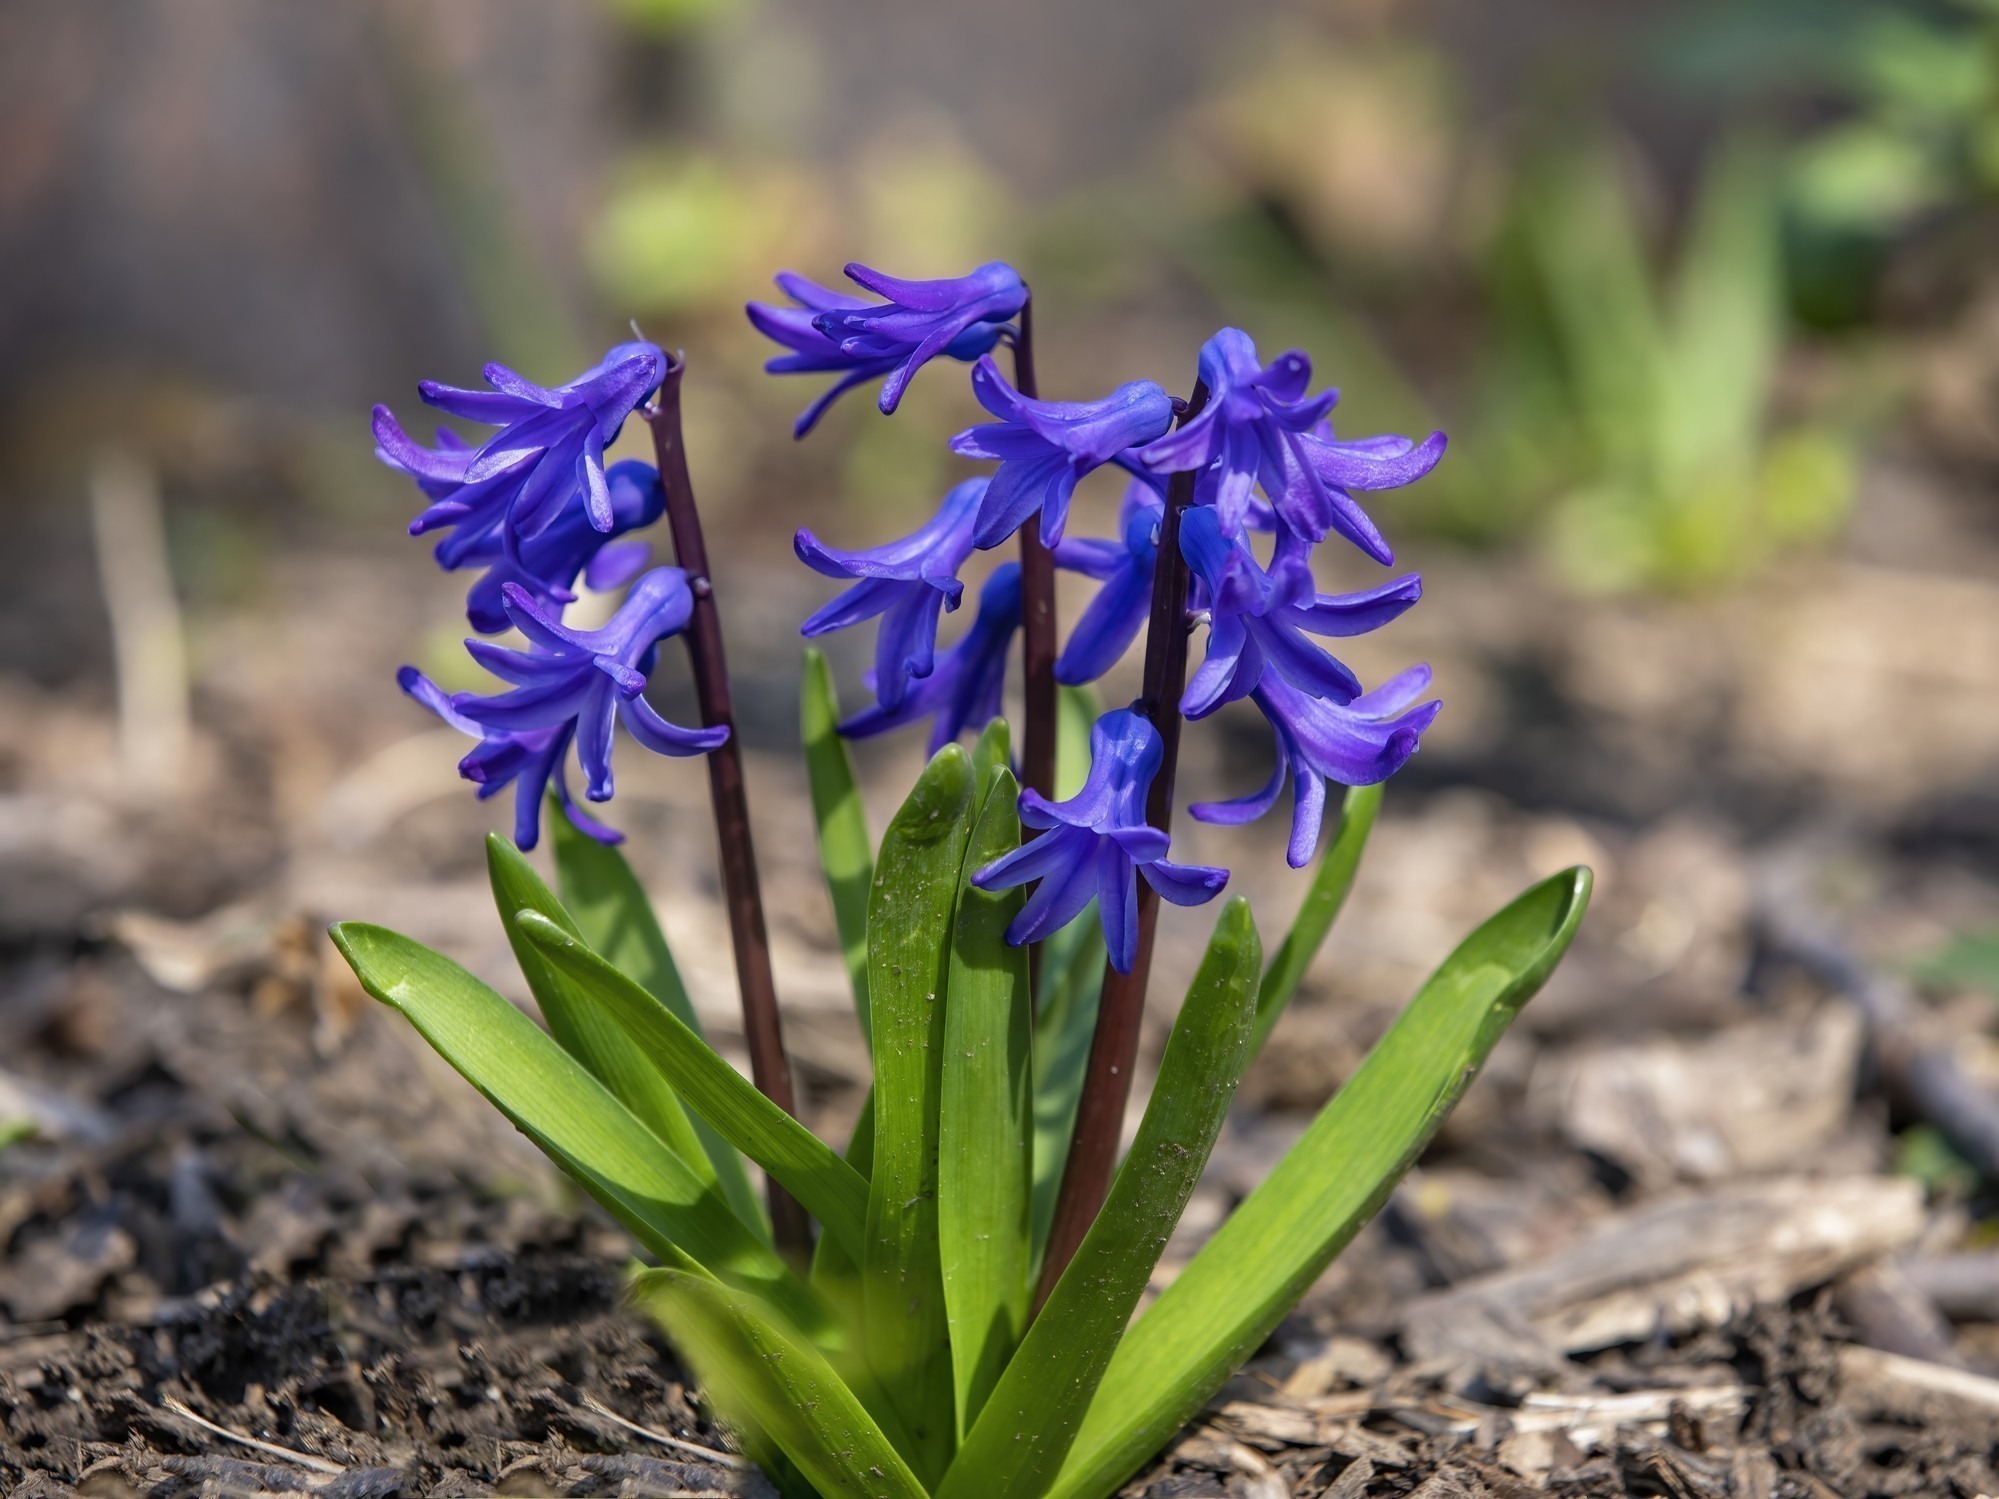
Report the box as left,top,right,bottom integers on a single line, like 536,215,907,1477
1045,867,1593,1499
803,648,874,1044
864,743,976,1485
329,923,829,1340
1056,683,1097,799
1030,909,1105,1269
1253,782,1381,1056
515,909,871,1267
634,1268,929,1499
550,813,764,1234
486,837,721,1208
938,898,1261,1499
811,1095,875,1295
938,765,1033,1439
971,716,1012,786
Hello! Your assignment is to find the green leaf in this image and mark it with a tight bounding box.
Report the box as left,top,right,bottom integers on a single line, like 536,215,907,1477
1056,684,1098,799
811,1090,877,1294
803,648,875,1045
937,899,1262,1499
864,743,977,1484
971,716,1012,787
938,766,1033,1439
486,836,722,1210
328,923,828,1340
1031,910,1106,1268
1045,867,1592,1499
634,1268,929,1499
1254,782,1380,1056
513,909,871,1268
550,815,764,1235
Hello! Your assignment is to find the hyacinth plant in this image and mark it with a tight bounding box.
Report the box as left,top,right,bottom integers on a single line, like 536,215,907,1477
334,259,1591,1499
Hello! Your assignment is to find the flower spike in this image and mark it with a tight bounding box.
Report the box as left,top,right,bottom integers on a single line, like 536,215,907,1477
972,708,1227,973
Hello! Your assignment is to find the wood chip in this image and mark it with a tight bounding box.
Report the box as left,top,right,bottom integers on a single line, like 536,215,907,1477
1217,1400,1325,1447
1402,1176,1924,1360
1835,1343,1999,1421
1531,1006,1861,1187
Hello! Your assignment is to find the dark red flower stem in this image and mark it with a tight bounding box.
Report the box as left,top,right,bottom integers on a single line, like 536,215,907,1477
1012,297,1057,1002
645,355,812,1259
1034,379,1210,1312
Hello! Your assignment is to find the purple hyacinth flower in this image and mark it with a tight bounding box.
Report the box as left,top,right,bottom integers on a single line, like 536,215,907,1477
398,667,624,850
373,340,666,547
409,568,726,849
797,477,986,712
1052,480,1163,686
950,356,1176,548
1136,328,1332,540
840,562,1021,754
374,426,520,570
1191,666,1441,868
453,459,664,633
1178,506,1422,720
1137,329,1446,565
1269,418,1450,565
971,708,1228,973
748,263,1026,436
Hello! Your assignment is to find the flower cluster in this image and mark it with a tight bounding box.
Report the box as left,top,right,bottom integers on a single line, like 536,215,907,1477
762,265,1447,964
375,344,724,849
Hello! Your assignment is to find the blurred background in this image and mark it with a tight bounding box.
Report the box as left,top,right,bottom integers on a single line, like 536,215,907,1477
9,0,1999,1477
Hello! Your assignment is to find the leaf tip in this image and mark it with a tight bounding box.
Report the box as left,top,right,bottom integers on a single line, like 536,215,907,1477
1550,864,1594,934
326,920,359,962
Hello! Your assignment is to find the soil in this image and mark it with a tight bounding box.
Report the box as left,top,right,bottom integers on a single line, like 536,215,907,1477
0,945,756,1498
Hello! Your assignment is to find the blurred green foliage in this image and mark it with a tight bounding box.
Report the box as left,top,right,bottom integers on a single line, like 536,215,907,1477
568,1,1964,595
1788,2,1999,236
1659,0,1999,325
1912,926,1999,995
1480,137,1854,592
1897,1124,1982,1196
603,0,739,36
592,155,824,315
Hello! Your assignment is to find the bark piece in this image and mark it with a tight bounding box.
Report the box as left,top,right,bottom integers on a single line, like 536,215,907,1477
1402,1177,1925,1360
1529,1006,1861,1187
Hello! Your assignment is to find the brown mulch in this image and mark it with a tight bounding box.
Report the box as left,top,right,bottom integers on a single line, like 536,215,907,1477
3,1253,749,1499
4,927,1998,1497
